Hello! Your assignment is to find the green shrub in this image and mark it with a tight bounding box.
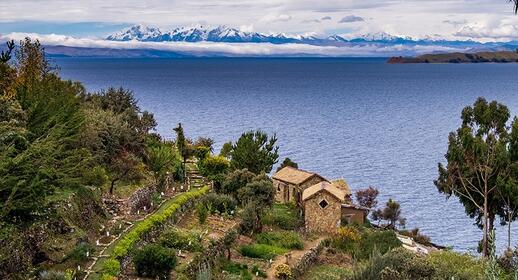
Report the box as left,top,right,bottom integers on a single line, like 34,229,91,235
197,202,208,224
330,227,401,261
160,228,203,252
254,231,303,250
240,244,287,260
262,203,301,230
102,258,120,276
65,242,95,263
199,193,237,215
331,226,362,253
133,244,177,279
351,247,434,280
426,250,486,280
356,230,401,260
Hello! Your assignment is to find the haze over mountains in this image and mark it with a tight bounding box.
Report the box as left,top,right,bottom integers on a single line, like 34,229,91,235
3,24,518,57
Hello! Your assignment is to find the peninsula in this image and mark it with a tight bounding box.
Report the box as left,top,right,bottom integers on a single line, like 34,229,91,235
388,50,518,63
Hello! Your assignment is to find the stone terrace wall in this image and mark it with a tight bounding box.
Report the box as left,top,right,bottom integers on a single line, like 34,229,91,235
291,240,325,278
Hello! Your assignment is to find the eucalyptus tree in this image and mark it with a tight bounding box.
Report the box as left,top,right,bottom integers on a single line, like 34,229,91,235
435,97,511,257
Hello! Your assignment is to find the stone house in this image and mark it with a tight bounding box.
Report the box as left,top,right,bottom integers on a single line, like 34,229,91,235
302,181,347,233
272,166,328,207
341,204,369,225
302,180,368,233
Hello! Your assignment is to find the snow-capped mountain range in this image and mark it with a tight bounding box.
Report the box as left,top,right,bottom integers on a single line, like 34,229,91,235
106,24,505,49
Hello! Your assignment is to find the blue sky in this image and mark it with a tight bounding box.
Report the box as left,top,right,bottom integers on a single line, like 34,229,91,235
1,0,518,41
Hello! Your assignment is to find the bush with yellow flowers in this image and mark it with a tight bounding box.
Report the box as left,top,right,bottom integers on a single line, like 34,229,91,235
274,264,292,279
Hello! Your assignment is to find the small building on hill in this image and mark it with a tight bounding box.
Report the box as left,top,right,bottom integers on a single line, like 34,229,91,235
302,180,368,233
341,204,369,225
302,181,347,233
272,166,328,206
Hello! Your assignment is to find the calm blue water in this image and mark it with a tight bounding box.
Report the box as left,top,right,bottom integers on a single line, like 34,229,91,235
54,57,518,253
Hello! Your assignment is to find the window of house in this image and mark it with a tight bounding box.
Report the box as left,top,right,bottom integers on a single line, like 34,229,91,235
319,199,329,209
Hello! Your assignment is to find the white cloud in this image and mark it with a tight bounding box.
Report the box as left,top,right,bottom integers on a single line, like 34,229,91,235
455,19,518,41
339,15,365,23
1,32,468,57
239,24,254,32
1,0,518,41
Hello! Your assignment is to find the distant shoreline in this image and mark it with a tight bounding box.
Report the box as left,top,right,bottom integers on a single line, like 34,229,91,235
388,50,518,64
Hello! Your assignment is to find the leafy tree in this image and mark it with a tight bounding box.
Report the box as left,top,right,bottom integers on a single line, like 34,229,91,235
237,174,275,233
0,39,94,222
237,174,275,207
229,130,279,174
198,155,230,189
108,151,143,194
0,41,16,98
355,186,379,209
221,168,255,196
276,157,298,172
496,164,518,250
435,97,511,257
147,143,181,186
194,137,214,153
173,123,192,181
0,40,14,63
219,141,233,158
372,199,406,229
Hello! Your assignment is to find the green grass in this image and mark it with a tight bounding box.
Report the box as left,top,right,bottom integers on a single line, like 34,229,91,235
302,265,351,280
254,231,303,250
262,203,302,230
239,244,288,260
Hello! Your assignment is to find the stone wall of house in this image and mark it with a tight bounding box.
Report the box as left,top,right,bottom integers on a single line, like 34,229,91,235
341,207,366,225
273,179,288,203
291,240,325,278
304,191,341,233
300,176,326,191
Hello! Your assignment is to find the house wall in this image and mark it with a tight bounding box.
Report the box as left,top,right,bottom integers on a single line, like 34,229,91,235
273,179,294,203
304,191,341,233
341,207,366,225
300,176,327,191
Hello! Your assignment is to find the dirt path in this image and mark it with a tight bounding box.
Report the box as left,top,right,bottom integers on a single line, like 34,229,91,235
266,237,325,280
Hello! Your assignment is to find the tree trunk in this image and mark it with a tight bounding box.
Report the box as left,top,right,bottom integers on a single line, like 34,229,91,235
482,186,489,258
508,212,513,250
110,179,117,195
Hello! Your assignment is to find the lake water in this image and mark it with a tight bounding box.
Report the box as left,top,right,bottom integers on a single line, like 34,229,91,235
54,57,518,253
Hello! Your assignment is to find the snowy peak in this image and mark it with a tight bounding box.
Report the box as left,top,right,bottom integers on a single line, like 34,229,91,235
106,24,163,41
105,24,489,48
